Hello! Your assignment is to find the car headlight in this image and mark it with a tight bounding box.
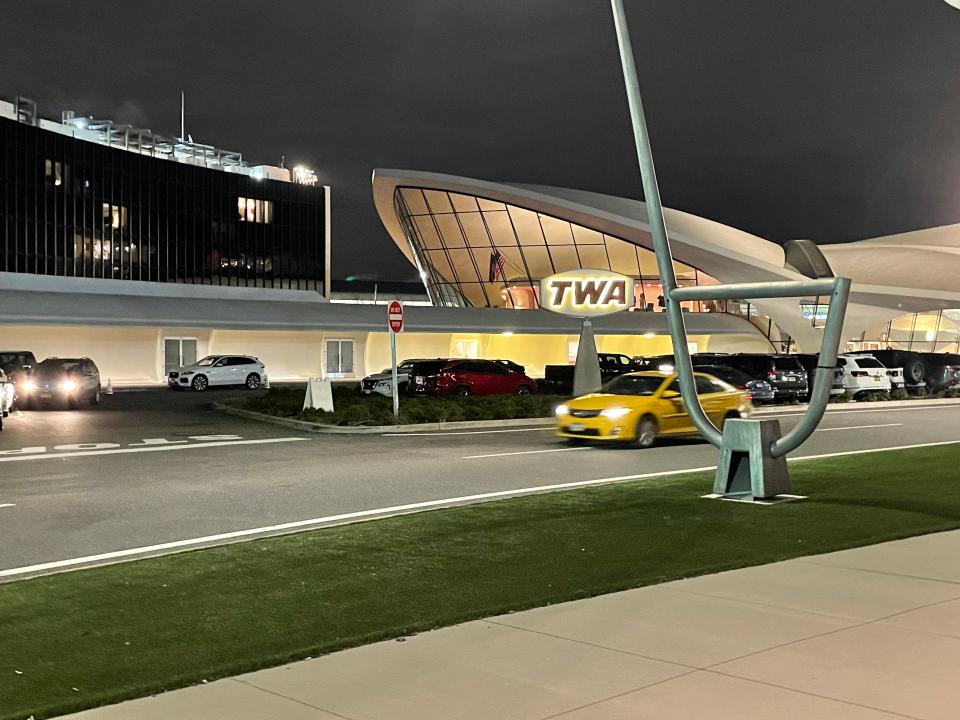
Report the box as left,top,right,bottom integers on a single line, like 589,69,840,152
554,404,569,416
60,380,77,391
601,407,632,420
22,380,36,392
181,371,194,376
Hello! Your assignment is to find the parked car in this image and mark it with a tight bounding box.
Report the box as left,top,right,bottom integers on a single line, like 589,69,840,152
868,349,926,389
168,355,267,392
407,358,538,398
0,369,14,430
22,357,101,408
917,352,960,392
868,349,959,392
693,363,776,403
792,353,846,400
555,371,752,448
720,354,808,402
360,359,428,397
837,354,892,396
0,350,37,408
543,353,645,394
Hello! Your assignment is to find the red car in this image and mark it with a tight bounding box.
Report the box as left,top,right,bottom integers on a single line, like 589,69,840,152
407,359,538,398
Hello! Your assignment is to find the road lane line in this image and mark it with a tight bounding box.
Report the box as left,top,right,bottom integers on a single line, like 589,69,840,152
0,504,14,509
0,437,307,464
462,447,592,460
763,403,960,418
3,439,958,581
382,427,551,437
814,423,903,432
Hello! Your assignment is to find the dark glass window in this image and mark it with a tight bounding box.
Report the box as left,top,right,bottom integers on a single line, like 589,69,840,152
1,116,325,292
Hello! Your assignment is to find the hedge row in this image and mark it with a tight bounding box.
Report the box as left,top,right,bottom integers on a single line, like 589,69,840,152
235,386,564,426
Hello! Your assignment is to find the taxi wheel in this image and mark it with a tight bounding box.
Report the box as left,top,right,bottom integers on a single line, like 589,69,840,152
719,410,741,431
634,416,657,449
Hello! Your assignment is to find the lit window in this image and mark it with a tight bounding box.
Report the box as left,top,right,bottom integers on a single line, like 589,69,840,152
237,196,273,224
44,159,64,187
102,203,126,229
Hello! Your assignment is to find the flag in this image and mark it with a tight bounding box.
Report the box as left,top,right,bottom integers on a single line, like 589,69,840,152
489,249,505,283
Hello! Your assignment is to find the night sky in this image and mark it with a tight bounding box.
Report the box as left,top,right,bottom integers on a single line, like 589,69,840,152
2,1,959,282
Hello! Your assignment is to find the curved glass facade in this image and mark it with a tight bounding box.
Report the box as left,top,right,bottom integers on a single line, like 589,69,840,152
394,186,724,312
854,310,960,353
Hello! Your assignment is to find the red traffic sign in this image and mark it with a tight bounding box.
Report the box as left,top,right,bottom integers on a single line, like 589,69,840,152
388,300,404,333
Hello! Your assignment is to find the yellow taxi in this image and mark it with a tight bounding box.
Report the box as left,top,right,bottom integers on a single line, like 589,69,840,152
555,371,752,448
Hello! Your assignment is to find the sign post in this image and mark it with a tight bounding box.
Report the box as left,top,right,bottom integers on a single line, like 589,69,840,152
387,300,404,418
539,269,635,396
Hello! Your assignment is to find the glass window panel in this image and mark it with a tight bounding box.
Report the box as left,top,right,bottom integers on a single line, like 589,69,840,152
605,237,640,276
447,248,481,284
674,259,697,280
457,211,491,248
482,282,510,308
491,244,529,282
400,188,429,215
548,245,580,273
576,244,610,270
412,215,443,250
422,189,454,214
458,283,487,308
571,224,604,245
449,193,480,213
507,206,545,245
519,245,553,278
482,210,518,247
423,249,456,284
540,214,574,245
639,245,659,276
477,197,506,211
434,213,467,248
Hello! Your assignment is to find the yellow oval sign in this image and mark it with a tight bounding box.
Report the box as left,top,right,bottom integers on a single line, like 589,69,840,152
540,269,635,317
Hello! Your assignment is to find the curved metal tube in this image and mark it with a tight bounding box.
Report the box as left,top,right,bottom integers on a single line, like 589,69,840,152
770,276,850,456
611,0,722,448
611,0,851,459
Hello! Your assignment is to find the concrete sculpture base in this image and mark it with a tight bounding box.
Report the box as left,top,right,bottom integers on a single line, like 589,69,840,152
713,418,792,500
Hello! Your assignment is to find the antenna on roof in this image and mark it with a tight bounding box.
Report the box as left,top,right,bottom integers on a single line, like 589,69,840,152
179,90,185,142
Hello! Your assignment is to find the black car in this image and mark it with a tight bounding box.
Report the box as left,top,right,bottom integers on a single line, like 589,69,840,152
869,350,960,392
720,354,808,402
23,357,102,409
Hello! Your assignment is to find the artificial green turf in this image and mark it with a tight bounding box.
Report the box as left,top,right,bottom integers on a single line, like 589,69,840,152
3,444,960,719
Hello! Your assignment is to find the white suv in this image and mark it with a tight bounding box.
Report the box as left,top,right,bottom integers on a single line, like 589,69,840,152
168,355,267,392
837,354,892,396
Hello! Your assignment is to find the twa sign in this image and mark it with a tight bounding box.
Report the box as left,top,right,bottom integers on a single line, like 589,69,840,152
540,269,635,317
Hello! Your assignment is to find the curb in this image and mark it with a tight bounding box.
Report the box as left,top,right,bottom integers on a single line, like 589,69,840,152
216,396,959,436
213,402,555,435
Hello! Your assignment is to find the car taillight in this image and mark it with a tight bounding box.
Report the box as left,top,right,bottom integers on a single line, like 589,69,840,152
745,393,753,401
852,371,868,377
767,371,776,380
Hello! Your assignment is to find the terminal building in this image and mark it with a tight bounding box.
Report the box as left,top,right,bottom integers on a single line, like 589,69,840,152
1,93,958,384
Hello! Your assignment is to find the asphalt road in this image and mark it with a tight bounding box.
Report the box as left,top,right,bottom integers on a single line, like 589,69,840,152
1,388,958,580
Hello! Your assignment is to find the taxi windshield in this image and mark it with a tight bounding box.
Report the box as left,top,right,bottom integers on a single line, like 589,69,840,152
602,375,665,396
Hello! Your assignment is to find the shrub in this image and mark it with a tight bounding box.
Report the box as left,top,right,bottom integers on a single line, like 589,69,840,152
889,387,910,401
236,387,565,426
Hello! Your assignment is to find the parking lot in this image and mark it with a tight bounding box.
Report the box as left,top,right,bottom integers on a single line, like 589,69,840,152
1,386,959,579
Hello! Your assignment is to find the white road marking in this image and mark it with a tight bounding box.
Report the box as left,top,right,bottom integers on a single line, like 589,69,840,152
462,447,591,460
382,427,551,437
814,423,903,432
2,438,958,581
0,437,307,464
0,503,15,509
764,403,960,418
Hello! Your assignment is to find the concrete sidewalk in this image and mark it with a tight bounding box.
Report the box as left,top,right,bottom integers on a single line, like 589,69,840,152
67,531,960,720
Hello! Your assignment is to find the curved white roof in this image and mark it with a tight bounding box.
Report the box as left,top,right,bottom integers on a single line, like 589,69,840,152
373,169,960,350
